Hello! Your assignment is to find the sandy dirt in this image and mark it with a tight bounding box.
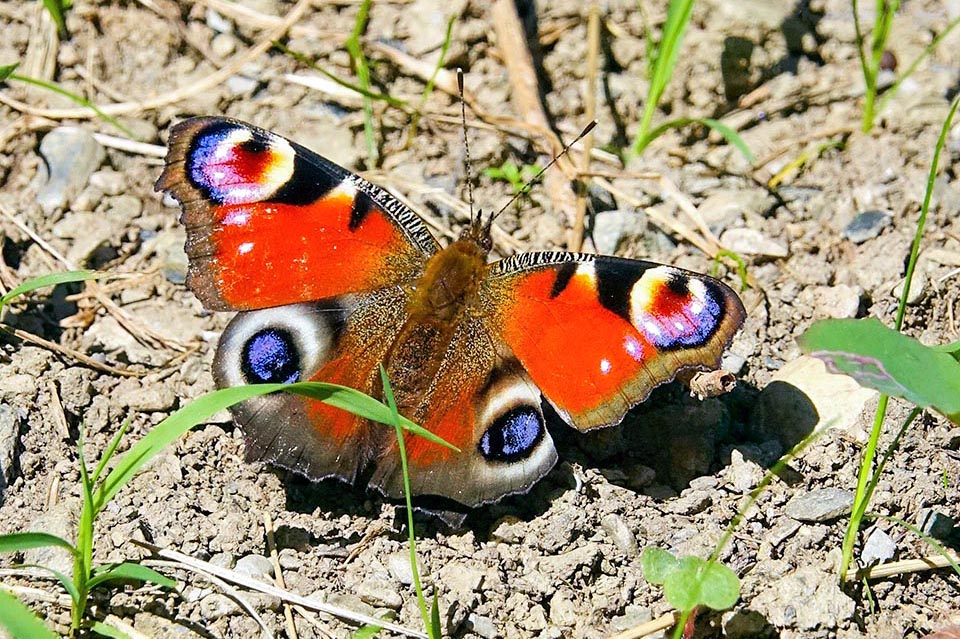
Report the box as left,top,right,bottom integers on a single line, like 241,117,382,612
1,0,959,637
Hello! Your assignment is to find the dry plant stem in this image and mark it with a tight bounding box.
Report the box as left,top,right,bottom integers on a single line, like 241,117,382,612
199,0,346,41
264,512,299,639
491,0,579,227
570,2,600,252
854,550,960,581
3,326,141,377
0,0,311,120
604,611,680,639
132,540,429,638
368,41,473,106
92,133,166,158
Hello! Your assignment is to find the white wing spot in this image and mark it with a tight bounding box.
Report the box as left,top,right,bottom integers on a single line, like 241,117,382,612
238,242,255,255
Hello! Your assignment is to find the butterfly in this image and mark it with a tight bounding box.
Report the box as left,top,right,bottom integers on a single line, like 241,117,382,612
156,116,746,508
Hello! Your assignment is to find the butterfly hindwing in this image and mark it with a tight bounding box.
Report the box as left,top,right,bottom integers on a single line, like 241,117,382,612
486,252,746,430
156,117,439,311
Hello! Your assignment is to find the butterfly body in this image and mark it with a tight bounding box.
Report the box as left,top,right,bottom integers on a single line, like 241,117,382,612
157,117,746,507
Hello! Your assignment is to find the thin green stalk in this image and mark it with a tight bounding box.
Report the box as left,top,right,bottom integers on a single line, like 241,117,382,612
379,368,437,638
345,0,378,164
72,437,94,634
854,0,900,132
838,94,960,580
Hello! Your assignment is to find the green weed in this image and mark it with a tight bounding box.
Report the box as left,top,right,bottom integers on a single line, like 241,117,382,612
798,94,960,580
483,160,540,196
853,0,960,132
41,0,71,38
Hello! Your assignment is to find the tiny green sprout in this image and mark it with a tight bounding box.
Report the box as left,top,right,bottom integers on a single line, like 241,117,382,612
642,547,740,615
484,160,540,196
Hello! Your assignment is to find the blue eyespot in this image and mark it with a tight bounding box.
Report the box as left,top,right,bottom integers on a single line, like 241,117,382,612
478,407,544,462
241,328,301,384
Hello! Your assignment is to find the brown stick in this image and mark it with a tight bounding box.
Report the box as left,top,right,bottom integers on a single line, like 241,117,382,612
570,2,600,251
491,0,579,234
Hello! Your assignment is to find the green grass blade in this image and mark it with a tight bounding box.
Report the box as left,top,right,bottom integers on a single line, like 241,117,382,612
0,63,18,82
345,0,378,163
0,589,58,639
91,416,131,485
0,532,76,555
18,563,80,603
0,270,97,311
95,382,458,511
41,0,69,37
8,74,135,138
88,621,133,639
87,562,176,590
698,118,755,163
430,592,442,638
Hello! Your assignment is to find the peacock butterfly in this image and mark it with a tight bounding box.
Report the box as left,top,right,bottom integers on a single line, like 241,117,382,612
156,116,746,507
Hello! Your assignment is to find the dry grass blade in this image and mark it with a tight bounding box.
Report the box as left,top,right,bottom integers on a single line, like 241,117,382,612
603,611,680,639
853,550,960,581
131,540,429,638
3,326,141,377
263,512,298,639
145,558,275,639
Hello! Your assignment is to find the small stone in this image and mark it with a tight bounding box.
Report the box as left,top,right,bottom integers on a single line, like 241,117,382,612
235,554,274,580
751,566,855,630
489,516,524,543
24,498,81,576
860,527,897,565
387,552,418,586
356,579,403,609
610,605,653,633
802,285,862,319
548,590,579,627
88,169,125,195
36,127,106,213
226,74,259,95
539,543,601,580
917,509,956,539
843,210,892,243
465,613,497,639
590,209,646,254
784,488,855,522
665,489,713,515
199,593,238,620
724,449,764,493
892,271,927,305
0,374,38,402
51,212,115,266
205,8,233,33
211,33,237,58
601,513,638,557
0,404,21,487
277,549,301,570
438,562,485,594
720,227,788,258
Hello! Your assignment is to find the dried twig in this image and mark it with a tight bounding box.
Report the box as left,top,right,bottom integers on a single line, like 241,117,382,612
571,2,600,251
131,539,428,638
604,611,680,639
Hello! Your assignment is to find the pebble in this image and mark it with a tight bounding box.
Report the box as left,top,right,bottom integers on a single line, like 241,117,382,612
751,566,855,630
720,227,788,258
211,33,237,58
205,8,233,33
843,210,892,243
24,498,81,576
0,374,38,402
51,212,115,266
801,284,862,319
860,527,897,565
892,270,928,305
591,209,646,254
548,589,579,627
784,488,855,522
36,127,106,213
465,613,498,639
226,74,259,95
386,552,418,586
917,508,956,539
539,543,601,581
0,404,21,487
356,579,403,610
601,513,638,557
89,169,125,196
55,367,93,411
723,449,764,493
199,593,238,620
438,562,485,594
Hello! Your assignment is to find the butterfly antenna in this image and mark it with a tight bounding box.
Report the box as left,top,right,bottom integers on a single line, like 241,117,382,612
458,69,479,227
489,120,598,227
